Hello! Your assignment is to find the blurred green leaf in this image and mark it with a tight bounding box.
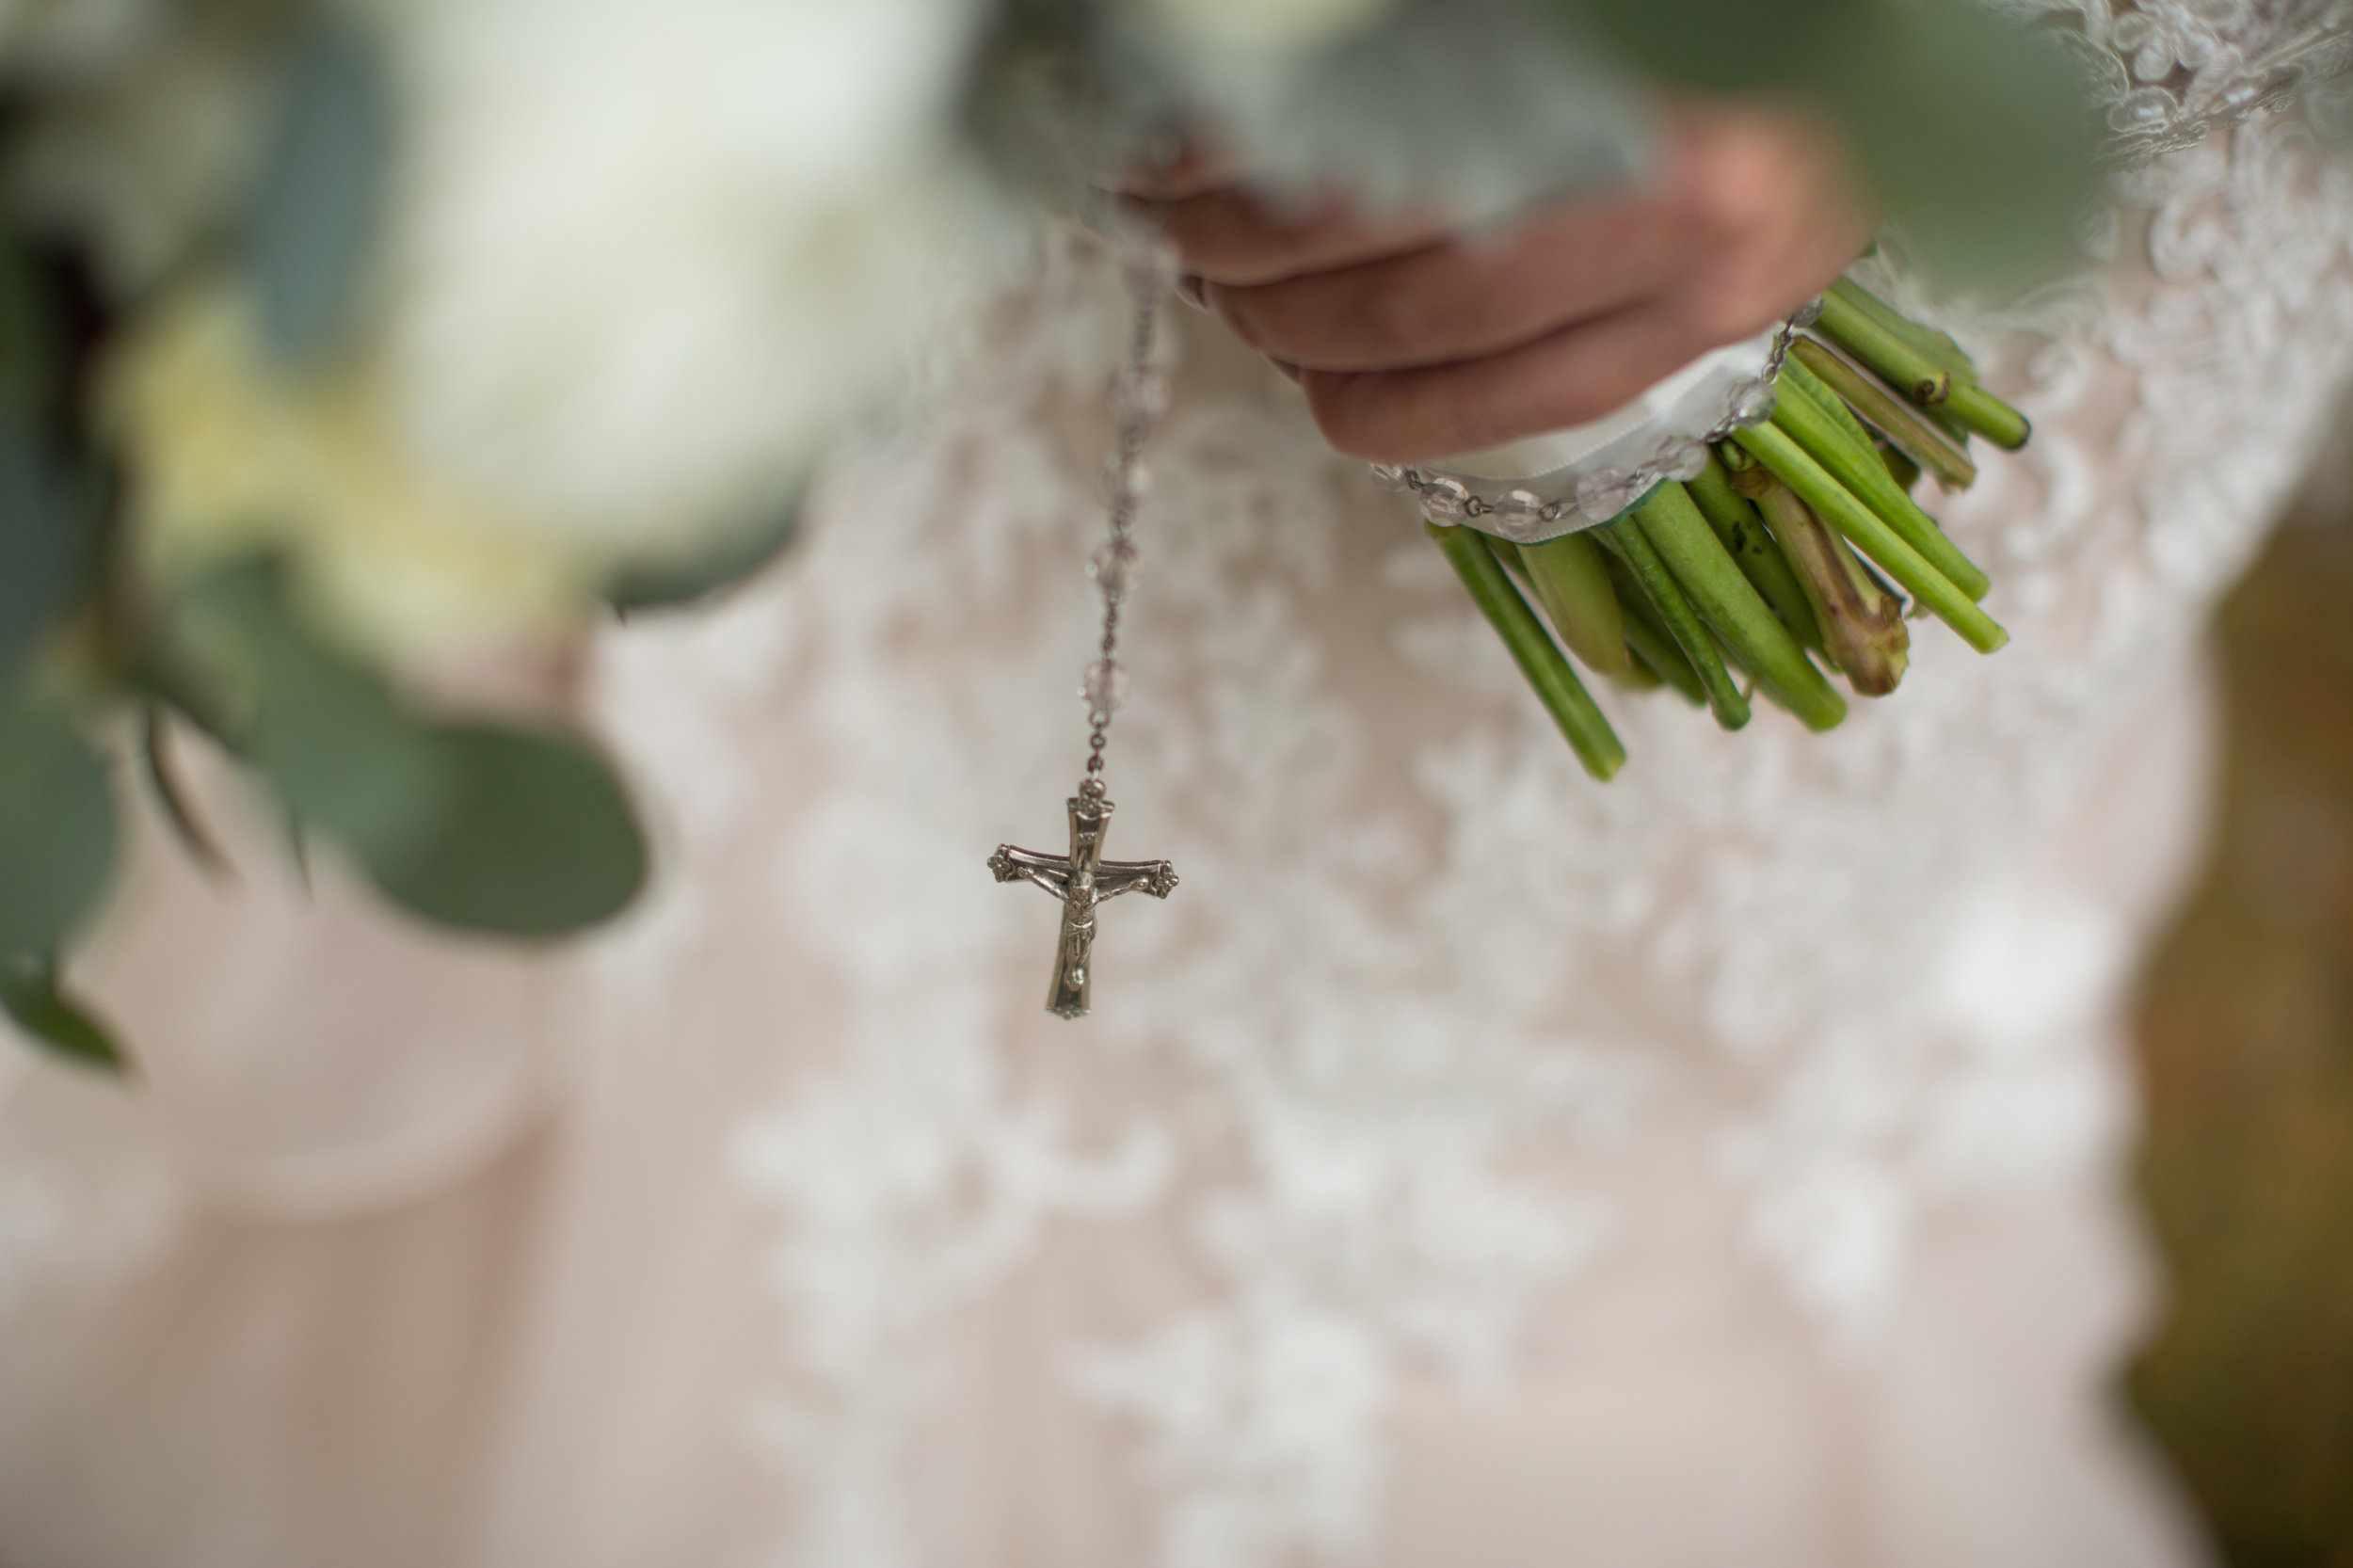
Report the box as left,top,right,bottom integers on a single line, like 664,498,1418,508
173,562,456,868
367,726,648,938
1549,0,1846,96
245,15,392,363
603,499,801,614
139,703,234,883
0,424,74,664
0,241,103,664
0,236,65,425
1543,0,2097,288
164,559,648,938
0,680,118,954
0,952,126,1074
1818,4,2096,288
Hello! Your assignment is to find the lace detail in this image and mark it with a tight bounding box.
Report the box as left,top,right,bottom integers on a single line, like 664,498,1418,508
2010,0,2353,163
651,16,2353,1566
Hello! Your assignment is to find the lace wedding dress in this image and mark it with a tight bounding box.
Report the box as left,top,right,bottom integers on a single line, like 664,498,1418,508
5,7,2353,1567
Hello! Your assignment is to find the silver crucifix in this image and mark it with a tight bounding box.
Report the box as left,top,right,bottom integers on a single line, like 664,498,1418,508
989,792,1176,1019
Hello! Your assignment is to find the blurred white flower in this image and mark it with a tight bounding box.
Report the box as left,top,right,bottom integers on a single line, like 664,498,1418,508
381,0,1008,578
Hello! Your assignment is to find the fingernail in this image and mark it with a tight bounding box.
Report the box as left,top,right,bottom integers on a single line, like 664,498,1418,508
1176,273,1209,311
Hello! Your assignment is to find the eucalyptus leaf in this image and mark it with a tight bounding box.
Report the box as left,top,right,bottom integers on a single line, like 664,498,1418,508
172,563,456,868
140,703,234,883
0,235,64,425
366,726,648,938
1817,2,2095,289
0,242,99,663
1549,0,1844,97
603,498,801,614
162,560,649,938
0,422,73,664
0,681,119,955
245,14,393,363
1550,0,2095,287
0,952,126,1074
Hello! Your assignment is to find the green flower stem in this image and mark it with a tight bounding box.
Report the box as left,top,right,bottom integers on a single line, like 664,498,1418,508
1781,354,1877,455
1772,365,1993,602
1519,530,1629,675
1604,552,1707,708
1689,450,1825,654
1594,519,1750,730
1879,442,1922,492
1817,288,2029,452
1426,522,1625,780
1631,483,1845,732
1733,422,2009,654
1612,655,1666,694
1788,336,1977,492
1941,377,2032,453
1815,286,1952,406
1829,279,1977,379
1748,474,1910,696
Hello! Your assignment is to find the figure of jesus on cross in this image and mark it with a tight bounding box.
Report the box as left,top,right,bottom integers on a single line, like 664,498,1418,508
989,792,1177,1019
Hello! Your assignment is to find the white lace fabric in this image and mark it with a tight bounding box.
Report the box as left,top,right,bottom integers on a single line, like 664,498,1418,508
3,10,2352,1568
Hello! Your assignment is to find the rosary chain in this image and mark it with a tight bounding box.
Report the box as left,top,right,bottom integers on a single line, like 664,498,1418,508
1371,301,1818,532
1080,264,1168,799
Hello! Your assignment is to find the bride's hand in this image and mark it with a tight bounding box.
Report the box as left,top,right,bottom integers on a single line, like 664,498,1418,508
1132,104,1874,465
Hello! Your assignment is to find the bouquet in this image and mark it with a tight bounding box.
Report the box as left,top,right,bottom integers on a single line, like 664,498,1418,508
1411,273,2030,780
0,0,2090,1067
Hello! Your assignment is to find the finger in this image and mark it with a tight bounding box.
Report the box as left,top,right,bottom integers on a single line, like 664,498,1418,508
1298,302,1737,464
1148,187,1457,287
1205,194,1712,373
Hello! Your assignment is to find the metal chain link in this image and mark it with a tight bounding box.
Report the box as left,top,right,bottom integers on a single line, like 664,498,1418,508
1079,266,1166,802
1376,300,1819,533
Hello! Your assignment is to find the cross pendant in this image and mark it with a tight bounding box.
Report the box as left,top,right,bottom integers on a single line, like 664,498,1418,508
989,793,1176,1019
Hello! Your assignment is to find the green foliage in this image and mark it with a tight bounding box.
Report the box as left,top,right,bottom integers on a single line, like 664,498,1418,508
365,726,648,937
244,14,393,363
163,559,648,939
0,952,125,1073
1550,0,2096,287
0,242,103,665
0,423,77,664
0,680,119,956
174,564,457,868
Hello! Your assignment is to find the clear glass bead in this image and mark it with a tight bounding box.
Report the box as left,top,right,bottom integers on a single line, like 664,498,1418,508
1492,488,1546,539
1111,365,1170,429
1100,456,1153,511
1368,464,1412,493
1576,466,1644,522
1418,475,1472,522
1730,379,1781,427
1080,659,1129,715
1659,441,1708,484
1089,540,1140,596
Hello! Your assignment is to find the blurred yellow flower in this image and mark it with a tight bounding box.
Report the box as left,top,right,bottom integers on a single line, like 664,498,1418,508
103,283,595,664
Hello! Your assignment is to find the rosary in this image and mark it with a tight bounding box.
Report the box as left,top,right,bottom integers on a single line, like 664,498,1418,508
987,231,2029,1020
988,254,1179,1019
